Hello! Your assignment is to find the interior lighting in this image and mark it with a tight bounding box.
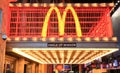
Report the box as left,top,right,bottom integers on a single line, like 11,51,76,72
12,49,43,63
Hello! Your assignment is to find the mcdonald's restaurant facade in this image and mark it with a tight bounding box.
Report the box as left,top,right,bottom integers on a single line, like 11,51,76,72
0,0,119,73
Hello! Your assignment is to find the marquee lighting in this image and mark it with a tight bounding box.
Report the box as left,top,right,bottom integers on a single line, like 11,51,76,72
7,38,11,41
76,38,82,41
49,37,56,42
43,3,47,7
91,3,98,7
16,3,22,7
111,37,117,42
58,3,64,7
22,37,27,41
15,37,20,41
41,38,46,42
32,37,38,42
58,38,64,41
24,3,30,7
32,3,39,7
12,48,118,64
12,49,43,63
83,3,89,7
102,37,109,42
93,37,100,42
84,37,91,42
67,38,73,42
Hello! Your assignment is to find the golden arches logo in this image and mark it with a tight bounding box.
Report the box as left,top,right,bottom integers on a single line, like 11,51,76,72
42,6,82,38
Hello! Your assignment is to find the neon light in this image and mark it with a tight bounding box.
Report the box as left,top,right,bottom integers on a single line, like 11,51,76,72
42,6,63,37
42,6,82,38
63,6,82,37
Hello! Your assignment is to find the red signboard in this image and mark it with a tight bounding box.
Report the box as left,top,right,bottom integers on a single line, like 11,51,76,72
7,6,113,38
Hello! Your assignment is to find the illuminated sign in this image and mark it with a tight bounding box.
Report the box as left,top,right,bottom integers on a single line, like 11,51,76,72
9,6,113,38
42,6,82,38
47,43,76,47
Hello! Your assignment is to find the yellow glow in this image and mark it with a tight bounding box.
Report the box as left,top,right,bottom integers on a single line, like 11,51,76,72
16,3,22,7
12,49,43,63
94,37,100,42
9,3,14,7
76,38,82,41
26,51,46,63
43,3,47,7
49,37,55,42
32,51,50,63
100,3,106,7
32,3,39,7
58,3,64,7
24,3,30,7
67,4,72,7
50,4,55,7
60,51,64,64
7,38,11,41
42,6,82,38
45,51,55,63
12,48,118,64
63,6,82,37
112,37,117,42
74,52,88,63
108,3,114,7
53,50,59,63
42,6,63,37
32,37,38,42
102,37,109,42
13,48,118,51
70,52,79,63
66,51,72,63
85,37,91,42
41,38,46,42
83,3,89,7
67,38,73,42
22,38,27,41
58,38,64,41
74,3,81,7
91,3,98,7
15,37,20,41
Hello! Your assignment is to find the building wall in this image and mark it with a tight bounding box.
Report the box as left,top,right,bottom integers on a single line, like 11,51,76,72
0,0,16,73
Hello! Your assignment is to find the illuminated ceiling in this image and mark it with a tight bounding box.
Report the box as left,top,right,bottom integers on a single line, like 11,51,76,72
12,48,118,64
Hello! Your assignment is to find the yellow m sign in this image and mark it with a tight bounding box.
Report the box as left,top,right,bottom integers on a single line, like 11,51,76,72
42,6,82,38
